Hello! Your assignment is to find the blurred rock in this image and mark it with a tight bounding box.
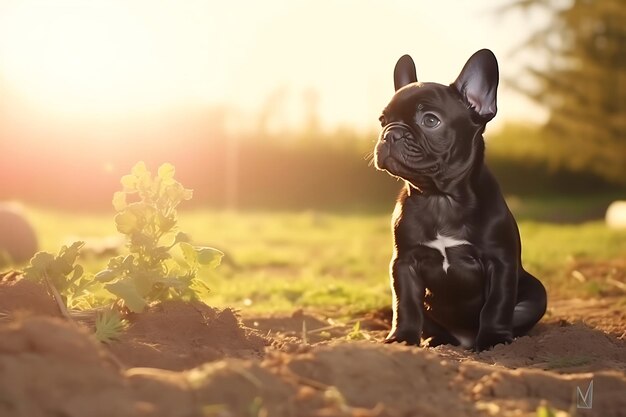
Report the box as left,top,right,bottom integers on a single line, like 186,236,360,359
0,204,38,267
605,201,626,229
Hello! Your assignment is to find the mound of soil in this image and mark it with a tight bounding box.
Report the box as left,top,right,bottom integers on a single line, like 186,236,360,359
0,317,135,417
109,300,269,370
0,272,60,319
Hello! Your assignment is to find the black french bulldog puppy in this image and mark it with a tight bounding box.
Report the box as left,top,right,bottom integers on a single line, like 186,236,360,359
374,49,547,352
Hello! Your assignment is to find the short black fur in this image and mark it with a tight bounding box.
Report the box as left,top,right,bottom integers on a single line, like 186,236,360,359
374,49,547,351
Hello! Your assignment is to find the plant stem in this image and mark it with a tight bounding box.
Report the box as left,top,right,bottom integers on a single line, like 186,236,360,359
43,272,73,321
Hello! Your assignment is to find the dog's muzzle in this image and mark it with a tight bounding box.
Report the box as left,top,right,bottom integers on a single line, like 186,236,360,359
375,122,418,171
381,122,414,144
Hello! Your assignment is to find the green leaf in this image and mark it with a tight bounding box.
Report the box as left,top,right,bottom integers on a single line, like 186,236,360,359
106,256,124,270
60,241,85,263
49,257,74,278
105,279,147,313
121,254,135,268
191,277,212,300
130,232,154,248
164,183,184,202
131,161,153,193
158,163,175,180
115,210,138,234
112,191,127,211
173,232,191,245
163,183,193,204
94,269,119,283
131,161,149,178
179,242,198,266
23,253,52,283
120,175,137,190
69,265,83,284
132,270,158,296
158,213,176,233
196,247,224,268
149,247,170,264
27,251,55,272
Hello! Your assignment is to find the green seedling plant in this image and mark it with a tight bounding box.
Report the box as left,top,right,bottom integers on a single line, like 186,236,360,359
94,307,128,343
95,162,223,313
23,242,127,341
23,241,94,311
346,321,369,341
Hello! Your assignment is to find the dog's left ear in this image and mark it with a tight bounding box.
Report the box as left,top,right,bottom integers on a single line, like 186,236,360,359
452,49,499,121
394,55,417,91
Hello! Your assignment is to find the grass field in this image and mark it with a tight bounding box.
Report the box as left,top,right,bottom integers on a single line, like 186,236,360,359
21,197,626,315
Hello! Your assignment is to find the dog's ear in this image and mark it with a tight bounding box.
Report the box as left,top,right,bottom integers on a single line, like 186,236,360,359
452,49,499,121
394,55,417,91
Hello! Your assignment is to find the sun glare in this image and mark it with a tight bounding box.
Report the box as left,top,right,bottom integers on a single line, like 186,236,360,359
0,0,546,131
0,0,204,116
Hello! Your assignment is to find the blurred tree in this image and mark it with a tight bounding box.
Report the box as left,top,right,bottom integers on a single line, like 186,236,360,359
504,0,625,184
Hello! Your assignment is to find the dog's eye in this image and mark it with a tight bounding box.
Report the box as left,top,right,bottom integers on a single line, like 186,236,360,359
422,113,440,128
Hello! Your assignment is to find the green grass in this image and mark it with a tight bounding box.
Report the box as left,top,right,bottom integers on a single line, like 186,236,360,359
505,193,621,223
20,204,626,314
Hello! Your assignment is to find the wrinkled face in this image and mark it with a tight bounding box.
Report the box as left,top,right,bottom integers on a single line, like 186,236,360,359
374,82,483,191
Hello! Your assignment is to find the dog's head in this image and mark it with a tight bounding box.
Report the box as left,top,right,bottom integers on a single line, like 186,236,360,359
374,49,499,193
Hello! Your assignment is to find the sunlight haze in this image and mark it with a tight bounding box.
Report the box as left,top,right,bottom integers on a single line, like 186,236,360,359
0,0,548,135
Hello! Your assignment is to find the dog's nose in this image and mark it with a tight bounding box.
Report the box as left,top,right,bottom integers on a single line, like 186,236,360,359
383,128,408,143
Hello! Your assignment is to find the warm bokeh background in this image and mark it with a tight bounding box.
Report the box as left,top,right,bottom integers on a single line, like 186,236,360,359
1,0,623,212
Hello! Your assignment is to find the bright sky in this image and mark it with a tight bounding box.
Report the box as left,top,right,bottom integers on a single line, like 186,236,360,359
0,0,549,134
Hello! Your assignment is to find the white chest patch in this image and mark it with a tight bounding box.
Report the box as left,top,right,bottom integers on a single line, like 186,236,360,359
423,233,471,273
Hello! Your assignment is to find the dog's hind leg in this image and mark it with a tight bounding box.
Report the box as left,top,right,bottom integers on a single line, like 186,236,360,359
512,270,547,337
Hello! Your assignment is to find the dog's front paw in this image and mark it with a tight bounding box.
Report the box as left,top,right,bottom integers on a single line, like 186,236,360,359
474,331,513,352
384,326,421,346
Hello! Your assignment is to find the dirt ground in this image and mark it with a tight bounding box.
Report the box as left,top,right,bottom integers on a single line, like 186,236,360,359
0,272,625,417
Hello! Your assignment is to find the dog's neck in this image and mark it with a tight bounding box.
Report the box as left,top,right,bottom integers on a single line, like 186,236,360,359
404,170,481,209
406,128,486,206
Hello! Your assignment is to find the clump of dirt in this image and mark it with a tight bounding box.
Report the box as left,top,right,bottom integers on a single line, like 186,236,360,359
0,317,139,417
0,272,60,319
109,300,269,370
